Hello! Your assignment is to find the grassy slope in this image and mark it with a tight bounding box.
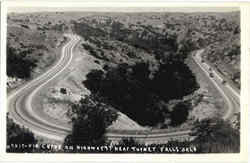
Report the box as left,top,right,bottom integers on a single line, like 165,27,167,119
7,13,70,90
72,12,240,87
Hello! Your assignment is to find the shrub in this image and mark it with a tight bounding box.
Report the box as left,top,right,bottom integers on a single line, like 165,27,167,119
7,115,37,153
170,101,191,126
64,96,118,149
7,45,37,79
60,88,67,94
190,118,240,153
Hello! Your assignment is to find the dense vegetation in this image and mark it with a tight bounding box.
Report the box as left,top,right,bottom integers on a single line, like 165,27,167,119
84,62,198,127
7,115,37,153
7,45,37,79
64,96,118,150
190,118,240,153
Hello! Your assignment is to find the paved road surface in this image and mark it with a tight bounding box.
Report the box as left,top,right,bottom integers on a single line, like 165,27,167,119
8,34,79,141
193,50,240,119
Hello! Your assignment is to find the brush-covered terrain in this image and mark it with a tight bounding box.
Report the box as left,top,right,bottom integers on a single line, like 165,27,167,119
7,11,240,153
73,12,240,87
7,12,72,90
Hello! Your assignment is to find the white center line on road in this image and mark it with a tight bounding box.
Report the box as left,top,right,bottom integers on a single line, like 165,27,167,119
8,34,80,140
193,50,239,119
26,36,79,131
226,84,240,99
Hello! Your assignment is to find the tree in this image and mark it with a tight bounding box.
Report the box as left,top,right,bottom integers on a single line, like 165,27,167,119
64,96,118,150
84,69,104,93
152,60,199,101
190,118,240,153
7,45,37,79
7,115,37,153
118,137,141,147
64,115,106,147
170,101,191,126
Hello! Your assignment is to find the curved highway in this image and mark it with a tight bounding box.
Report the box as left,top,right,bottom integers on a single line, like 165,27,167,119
8,34,80,141
193,50,240,120
8,36,240,144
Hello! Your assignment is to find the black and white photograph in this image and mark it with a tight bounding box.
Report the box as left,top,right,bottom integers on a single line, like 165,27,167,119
1,1,247,161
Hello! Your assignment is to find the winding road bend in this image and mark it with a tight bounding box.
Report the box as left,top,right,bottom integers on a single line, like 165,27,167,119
193,50,240,120
8,34,80,141
8,35,240,144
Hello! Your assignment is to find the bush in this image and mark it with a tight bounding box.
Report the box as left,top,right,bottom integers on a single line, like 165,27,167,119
64,115,106,147
190,118,240,153
64,96,118,149
7,115,37,153
7,45,37,79
170,101,191,126
152,60,199,101
60,88,67,94
118,137,141,147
